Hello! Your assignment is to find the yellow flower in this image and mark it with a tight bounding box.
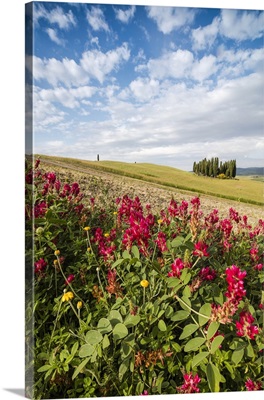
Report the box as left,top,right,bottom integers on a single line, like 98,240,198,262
77,301,83,309
104,233,110,238
140,280,149,288
54,250,60,256
87,247,91,252
157,219,163,225
113,211,117,215
84,226,90,231
53,259,58,266
62,291,74,302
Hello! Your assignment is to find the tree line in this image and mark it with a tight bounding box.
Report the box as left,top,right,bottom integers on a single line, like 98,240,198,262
193,157,236,178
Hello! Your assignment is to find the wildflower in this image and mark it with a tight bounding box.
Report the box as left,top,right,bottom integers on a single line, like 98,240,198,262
106,269,123,298
245,379,262,391
193,241,209,257
157,219,163,224
225,265,247,304
84,226,90,231
104,233,110,238
199,266,217,281
168,258,184,278
54,250,60,256
65,274,75,285
77,301,83,309
140,280,149,288
140,390,149,395
236,311,259,340
177,372,201,394
62,291,74,302
155,231,168,252
34,258,47,274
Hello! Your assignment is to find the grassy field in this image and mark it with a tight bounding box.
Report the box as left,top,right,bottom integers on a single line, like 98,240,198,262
38,155,263,206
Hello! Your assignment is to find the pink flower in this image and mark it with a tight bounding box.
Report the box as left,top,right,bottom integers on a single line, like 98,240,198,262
34,258,47,273
245,379,262,391
177,372,201,394
65,274,75,285
155,231,168,253
225,265,247,304
236,311,259,340
168,258,184,278
140,390,149,396
199,266,217,281
193,241,209,257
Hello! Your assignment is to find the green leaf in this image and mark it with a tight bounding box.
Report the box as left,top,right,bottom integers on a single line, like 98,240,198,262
167,277,181,288
72,358,89,380
171,310,190,321
71,342,79,357
113,323,128,340
131,245,140,259
108,310,123,327
178,296,191,311
124,314,140,328
102,334,110,350
97,318,112,334
85,330,103,345
37,364,52,373
198,303,212,326
179,323,199,340
184,337,206,352
119,359,129,381
79,344,95,358
192,351,210,368
171,236,184,247
112,259,125,268
231,348,244,365
158,320,167,332
206,362,221,392
210,335,224,354
207,322,220,340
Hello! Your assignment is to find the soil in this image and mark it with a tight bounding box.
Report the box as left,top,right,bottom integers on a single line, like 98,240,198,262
39,158,264,227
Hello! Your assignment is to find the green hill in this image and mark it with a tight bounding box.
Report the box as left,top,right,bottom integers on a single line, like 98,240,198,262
37,155,263,206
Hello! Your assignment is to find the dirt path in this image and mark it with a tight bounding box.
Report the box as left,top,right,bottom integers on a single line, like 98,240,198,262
40,158,263,227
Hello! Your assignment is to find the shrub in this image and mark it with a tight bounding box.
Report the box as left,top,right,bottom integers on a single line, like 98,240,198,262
25,158,264,399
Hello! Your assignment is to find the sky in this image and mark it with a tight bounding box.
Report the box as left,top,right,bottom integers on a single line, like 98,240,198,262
25,0,264,171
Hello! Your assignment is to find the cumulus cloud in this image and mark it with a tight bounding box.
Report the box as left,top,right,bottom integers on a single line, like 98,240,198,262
33,3,76,30
146,6,196,34
80,43,130,83
220,9,264,41
191,17,220,50
46,28,65,46
28,43,130,87
114,5,136,24
129,77,160,102
86,6,110,32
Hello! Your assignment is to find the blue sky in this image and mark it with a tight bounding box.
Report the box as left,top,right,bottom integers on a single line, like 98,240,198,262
26,0,264,170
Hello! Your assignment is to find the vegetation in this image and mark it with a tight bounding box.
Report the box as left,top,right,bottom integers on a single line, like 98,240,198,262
193,157,237,179
25,157,264,398
39,154,263,206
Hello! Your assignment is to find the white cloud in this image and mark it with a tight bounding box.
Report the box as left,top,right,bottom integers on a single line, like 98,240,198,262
220,9,264,41
46,28,65,46
115,5,136,24
147,49,194,80
38,86,97,109
33,3,76,30
80,43,130,84
86,6,109,32
146,6,196,34
191,55,218,81
28,43,130,87
191,17,220,50
129,78,160,102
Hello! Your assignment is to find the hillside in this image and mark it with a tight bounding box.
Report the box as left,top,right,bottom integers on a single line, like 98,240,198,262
236,167,264,176
37,155,263,206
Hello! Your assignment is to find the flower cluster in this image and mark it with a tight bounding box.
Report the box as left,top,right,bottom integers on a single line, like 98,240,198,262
177,372,201,394
236,311,259,340
245,379,262,391
168,258,185,278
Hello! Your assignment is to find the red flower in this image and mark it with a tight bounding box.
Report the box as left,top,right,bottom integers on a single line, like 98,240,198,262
245,379,262,391
177,372,201,394
168,258,185,278
225,265,247,304
236,311,259,340
65,274,75,285
155,231,168,253
199,266,217,281
193,241,209,257
140,390,149,396
34,258,47,273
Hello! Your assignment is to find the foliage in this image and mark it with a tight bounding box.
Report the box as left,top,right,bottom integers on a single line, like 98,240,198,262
25,158,264,399
193,157,237,179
